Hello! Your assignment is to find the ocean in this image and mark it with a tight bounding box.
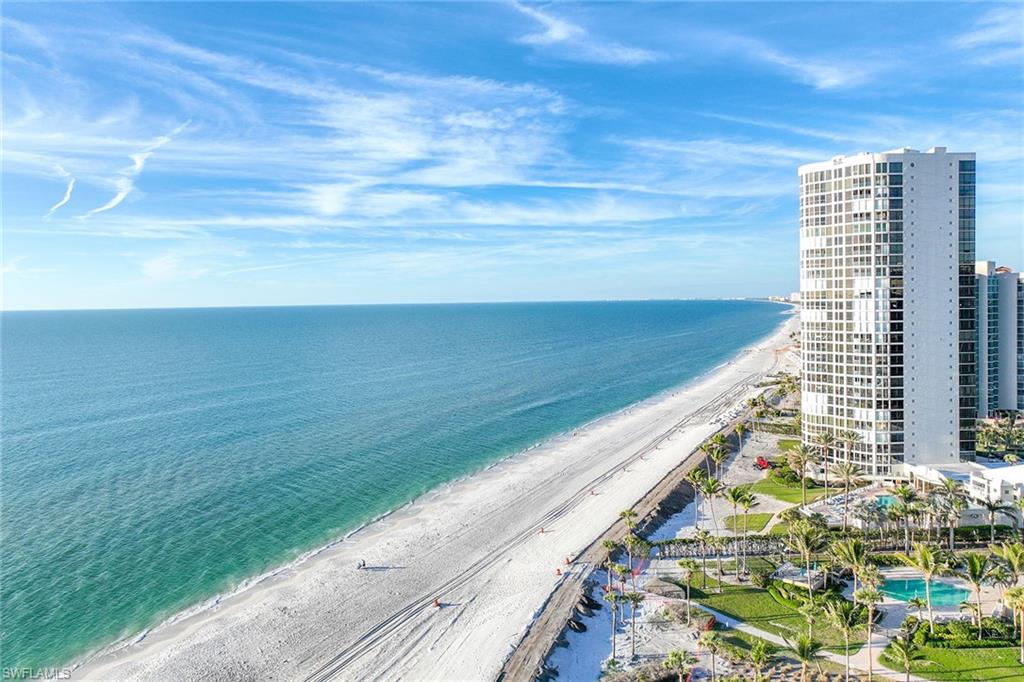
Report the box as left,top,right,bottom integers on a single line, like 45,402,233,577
0,300,785,669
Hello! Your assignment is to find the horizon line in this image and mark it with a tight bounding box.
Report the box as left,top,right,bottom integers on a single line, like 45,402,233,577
0,296,794,314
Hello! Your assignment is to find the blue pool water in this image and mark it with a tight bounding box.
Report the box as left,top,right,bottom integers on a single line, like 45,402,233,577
1,300,786,668
877,495,898,507
882,578,971,606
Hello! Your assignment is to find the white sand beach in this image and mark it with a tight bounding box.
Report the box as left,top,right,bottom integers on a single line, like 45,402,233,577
75,313,797,682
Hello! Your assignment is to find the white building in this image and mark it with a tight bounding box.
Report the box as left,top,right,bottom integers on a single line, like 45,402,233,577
899,460,1024,528
799,147,977,478
976,261,1023,416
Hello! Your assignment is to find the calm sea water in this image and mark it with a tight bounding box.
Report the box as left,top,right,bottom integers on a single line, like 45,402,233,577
1,300,784,668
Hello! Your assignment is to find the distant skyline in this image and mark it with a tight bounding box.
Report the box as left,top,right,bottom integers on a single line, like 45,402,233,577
2,2,1022,311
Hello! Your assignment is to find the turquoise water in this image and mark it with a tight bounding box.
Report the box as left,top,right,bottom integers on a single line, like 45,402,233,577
877,495,897,507
882,578,971,606
1,300,785,668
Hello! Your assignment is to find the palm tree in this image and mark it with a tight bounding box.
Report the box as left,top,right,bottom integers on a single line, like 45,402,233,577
619,508,638,532
906,596,927,622
959,553,997,639
980,497,1015,542
698,476,726,536
623,533,640,575
748,640,777,682
695,528,711,589
723,486,749,578
734,422,748,450
898,542,941,634
601,539,618,593
991,541,1024,586
613,563,630,600
603,591,619,660
830,538,867,596
738,489,759,573
677,559,697,625
785,634,825,682
823,599,859,681
662,649,698,682
855,586,883,682
832,462,864,532
698,630,723,682
787,445,817,506
813,431,837,496
624,591,645,659
688,468,708,529
889,483,918,553
1016,498,1024,543
709,444,729,479
1004,586,1024,665
838,428,862,462
887,635,922,682
711,535,728,593
787,520,827,599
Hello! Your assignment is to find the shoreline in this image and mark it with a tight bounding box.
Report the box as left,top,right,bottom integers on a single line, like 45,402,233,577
73,312,797,681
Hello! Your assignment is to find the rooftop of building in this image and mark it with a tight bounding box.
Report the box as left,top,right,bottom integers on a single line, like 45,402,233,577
798,146,974,174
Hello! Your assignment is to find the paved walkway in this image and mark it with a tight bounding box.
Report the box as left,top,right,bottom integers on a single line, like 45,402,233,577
693,603,924,682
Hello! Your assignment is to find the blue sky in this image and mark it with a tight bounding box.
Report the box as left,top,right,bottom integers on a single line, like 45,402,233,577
2,2,1022,310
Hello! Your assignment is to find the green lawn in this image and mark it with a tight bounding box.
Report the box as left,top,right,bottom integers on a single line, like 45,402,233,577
717,557,778,574
768,521,791,536
682,572,864,654
881,645,1022,681
750,476,829,504
724,512,775,532
777,438,800,452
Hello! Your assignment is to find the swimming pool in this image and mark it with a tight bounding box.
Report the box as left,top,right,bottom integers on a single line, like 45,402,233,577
882,578,970,606
877,495,897,507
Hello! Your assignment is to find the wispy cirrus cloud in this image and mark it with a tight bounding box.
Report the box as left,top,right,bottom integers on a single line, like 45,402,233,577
43,165,75,218
78,121,190,219
953,7,1024,65
511,2,661,66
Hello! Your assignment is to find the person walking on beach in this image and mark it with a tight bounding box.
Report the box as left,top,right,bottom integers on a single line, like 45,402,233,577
356,559,366,570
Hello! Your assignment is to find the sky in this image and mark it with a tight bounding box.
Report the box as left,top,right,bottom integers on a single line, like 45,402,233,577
2,2,1022,311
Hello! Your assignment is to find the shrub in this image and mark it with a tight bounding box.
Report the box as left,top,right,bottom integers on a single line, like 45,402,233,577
945,620,974,640
751,570,772,588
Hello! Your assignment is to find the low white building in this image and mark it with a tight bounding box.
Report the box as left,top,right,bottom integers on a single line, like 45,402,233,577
897,460,1024,527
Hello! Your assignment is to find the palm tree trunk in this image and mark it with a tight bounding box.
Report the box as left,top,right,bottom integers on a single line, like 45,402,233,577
844,631,850,682
925,578,934,634
686,583,691,625
610,605,617,659
805,553,814,599
977,588,984,640
1019,606,1023,665
630,606,636,658
867,606,874,682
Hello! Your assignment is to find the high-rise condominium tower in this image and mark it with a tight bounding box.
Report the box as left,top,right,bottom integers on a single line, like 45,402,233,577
799,147,976,479
976,261,1024,416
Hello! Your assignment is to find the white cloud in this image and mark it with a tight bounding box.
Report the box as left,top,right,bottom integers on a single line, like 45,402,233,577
953,7,1024,66
141,253,207,281
43,165,76,218
511,2,661,66
79,121,191,219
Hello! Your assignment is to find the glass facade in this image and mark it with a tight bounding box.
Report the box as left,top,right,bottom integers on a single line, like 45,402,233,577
958,159,977,456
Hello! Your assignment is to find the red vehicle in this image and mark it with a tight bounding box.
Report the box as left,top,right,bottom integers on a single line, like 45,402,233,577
754,456,774,470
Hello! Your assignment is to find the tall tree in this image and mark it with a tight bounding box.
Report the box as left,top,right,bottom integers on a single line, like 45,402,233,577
697,476,726,536
603,591,619,661
734,422,748,451
1004,586,1024,665
787,445,817,507
813,431,836,496
787,520,827,599
723,485,750,579
830,538,867,596
601,539,618,594
855,586,883,682
748,640,777,682
887,635,922,682
624,591,644,659
832,462,864,532
980,498,1015,542
662,649,697,682
823,599,859,682
889,483,918,553
698,631,723,682
676,559,697,625
785,634,825,682
898,542,942,634
959,553,997,640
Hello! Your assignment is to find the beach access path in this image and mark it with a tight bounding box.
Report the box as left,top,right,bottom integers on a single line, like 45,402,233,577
75,314,797,682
